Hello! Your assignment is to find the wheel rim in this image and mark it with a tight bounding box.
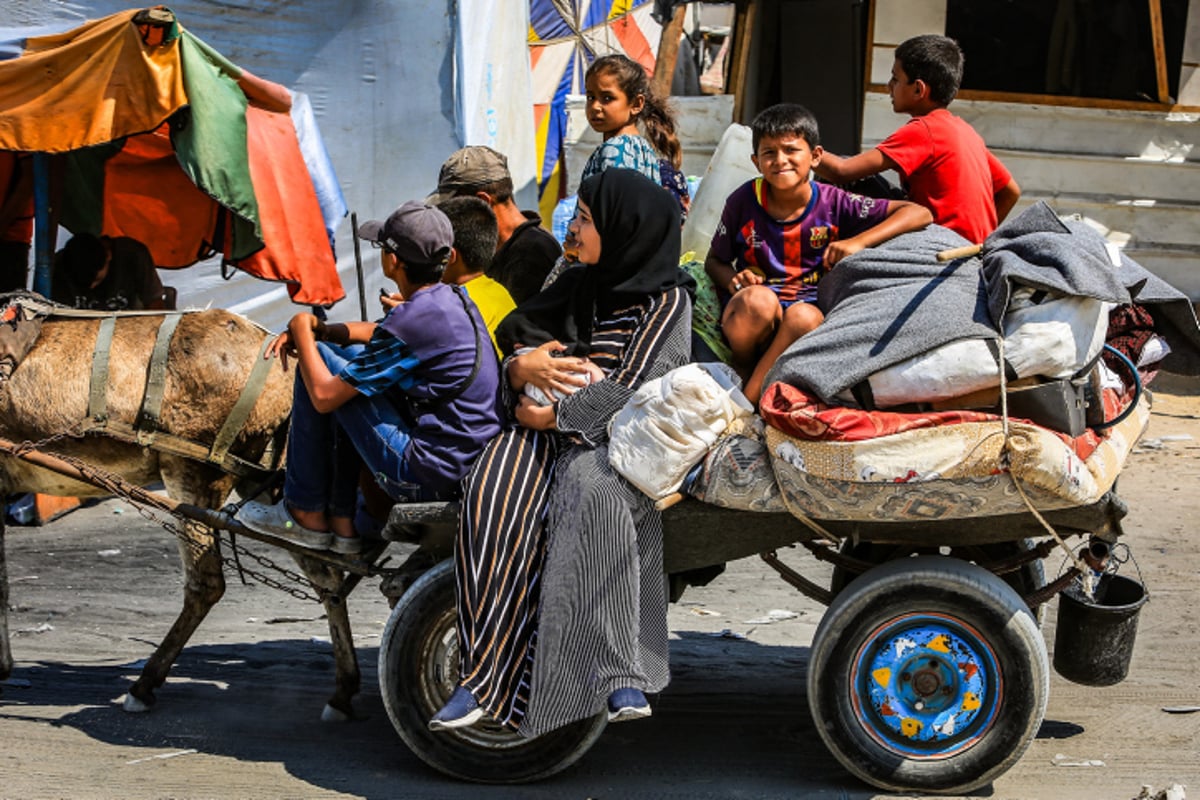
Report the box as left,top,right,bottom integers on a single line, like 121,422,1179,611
849,611,1002,759
414,606,534,751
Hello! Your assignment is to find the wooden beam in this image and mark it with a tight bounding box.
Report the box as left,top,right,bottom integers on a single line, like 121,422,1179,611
1148,0,1171,104
651,3,688,99
729,0,756,122
863,85,1198,113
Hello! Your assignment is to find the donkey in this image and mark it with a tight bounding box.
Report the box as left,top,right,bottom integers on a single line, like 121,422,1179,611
0,306,365,721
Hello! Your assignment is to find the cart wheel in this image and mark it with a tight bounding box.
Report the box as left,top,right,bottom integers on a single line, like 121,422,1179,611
809,555,1048,795
830,540,1046,621
378,559,606,783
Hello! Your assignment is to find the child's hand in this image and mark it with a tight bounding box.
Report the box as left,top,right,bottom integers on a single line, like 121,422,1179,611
728,269,764,294
515,395,557,431
380,290,404,311
823,239,865,267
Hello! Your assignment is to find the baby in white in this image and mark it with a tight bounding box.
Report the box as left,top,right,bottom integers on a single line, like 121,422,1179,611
516,347,606,406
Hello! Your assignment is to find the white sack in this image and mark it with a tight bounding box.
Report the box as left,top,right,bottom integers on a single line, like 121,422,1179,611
855,288,1112,408
608,363,753,500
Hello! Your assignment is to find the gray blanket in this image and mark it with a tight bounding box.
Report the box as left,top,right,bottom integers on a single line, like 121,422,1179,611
767,202,1200,403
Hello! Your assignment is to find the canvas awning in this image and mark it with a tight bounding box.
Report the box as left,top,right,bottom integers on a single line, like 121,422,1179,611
0,7,346,306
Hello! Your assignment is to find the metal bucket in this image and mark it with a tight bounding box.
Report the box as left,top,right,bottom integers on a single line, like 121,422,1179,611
1053,572,1148,686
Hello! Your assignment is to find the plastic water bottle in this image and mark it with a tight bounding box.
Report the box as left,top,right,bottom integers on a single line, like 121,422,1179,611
686,175,702,200
551,195,577,245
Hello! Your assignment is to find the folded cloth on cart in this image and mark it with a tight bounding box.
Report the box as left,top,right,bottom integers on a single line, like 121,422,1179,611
682,415,787,513
765,203,1200,407
608,362,753,501
763,390,1150,522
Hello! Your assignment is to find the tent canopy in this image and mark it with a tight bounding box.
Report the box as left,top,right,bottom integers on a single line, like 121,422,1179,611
528,0,662,221
0,7,346,306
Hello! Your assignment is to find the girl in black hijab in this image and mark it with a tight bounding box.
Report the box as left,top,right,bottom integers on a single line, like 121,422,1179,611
431,169,694,735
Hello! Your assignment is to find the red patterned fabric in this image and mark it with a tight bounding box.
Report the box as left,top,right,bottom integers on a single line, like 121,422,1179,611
759,381,1125,462
760,382,999,442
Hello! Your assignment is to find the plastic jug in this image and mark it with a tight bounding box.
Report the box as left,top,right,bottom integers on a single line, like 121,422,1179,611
551,195,578,245
680,124,759,258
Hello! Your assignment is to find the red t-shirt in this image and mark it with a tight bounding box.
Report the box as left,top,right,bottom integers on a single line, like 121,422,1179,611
876,108,1012,244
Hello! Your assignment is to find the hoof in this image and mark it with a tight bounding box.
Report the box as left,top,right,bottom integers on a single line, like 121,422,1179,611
123,693,152,713
321,702,351,723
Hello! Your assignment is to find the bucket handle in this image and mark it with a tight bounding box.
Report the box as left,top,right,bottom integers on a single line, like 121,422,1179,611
1059,541,1149,603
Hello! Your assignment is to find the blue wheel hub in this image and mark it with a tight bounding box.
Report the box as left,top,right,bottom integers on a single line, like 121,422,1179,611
850,612,1002,758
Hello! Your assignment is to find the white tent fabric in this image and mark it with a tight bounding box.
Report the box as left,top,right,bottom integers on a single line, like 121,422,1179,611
0,0,536,331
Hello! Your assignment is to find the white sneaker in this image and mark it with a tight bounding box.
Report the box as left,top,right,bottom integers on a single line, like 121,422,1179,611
238,501,332,550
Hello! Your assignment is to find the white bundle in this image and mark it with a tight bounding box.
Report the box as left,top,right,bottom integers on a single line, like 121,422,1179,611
608,362,754,501
851,288,1113,408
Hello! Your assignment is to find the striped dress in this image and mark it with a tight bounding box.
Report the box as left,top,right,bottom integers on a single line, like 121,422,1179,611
454,286,693,734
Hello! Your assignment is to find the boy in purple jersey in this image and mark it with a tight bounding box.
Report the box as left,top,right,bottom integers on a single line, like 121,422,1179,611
704,104,931,404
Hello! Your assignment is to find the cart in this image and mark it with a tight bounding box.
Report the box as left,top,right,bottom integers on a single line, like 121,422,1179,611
373,488,1132,795
0,434,1139,795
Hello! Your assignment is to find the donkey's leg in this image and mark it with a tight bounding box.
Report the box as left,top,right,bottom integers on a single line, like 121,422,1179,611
125,457,234,712
294,554,361,721
0,513,13,683
125,519,225,711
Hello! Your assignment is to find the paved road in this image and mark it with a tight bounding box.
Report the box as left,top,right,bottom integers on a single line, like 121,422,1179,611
2,384,1198,799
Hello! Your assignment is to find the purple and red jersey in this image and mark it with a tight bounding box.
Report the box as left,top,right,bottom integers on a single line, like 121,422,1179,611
709,178,890,305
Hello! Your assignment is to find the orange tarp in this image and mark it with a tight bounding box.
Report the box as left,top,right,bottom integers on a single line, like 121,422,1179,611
0,9,187,153
238,105,344,305
101,123,219,268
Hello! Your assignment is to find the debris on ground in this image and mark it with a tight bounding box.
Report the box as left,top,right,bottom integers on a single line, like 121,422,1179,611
1052,753,1106,767
1132,784,1187,800
744,609,800,624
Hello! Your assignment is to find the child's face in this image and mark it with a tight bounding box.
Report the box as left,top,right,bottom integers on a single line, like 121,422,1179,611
569,199,602,264
888,59,922,114
751,133,821,193
584,70,644,137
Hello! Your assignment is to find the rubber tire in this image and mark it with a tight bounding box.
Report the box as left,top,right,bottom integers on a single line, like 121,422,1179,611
808,555,1049,795
378,559,607,783
830,540,1046,622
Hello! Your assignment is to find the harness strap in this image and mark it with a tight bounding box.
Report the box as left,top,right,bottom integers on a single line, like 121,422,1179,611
208,337,275,467
136,313,184,445
88,316,117,426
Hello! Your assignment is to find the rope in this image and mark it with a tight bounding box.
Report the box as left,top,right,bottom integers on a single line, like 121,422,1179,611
995,333,1094,593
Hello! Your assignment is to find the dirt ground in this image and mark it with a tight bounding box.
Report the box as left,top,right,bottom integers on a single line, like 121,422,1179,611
1,377,1198,800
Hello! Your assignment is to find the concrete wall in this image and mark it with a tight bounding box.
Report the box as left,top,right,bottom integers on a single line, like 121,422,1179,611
861,0,1200,299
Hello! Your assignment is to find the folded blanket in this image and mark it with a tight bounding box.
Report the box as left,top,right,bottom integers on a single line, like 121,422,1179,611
767,202,1200,405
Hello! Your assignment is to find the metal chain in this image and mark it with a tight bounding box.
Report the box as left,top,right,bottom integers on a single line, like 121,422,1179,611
17,431,322,603
141,504,322,604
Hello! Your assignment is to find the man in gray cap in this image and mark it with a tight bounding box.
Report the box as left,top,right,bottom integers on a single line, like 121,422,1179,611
238,200,501,556
429,146,560,304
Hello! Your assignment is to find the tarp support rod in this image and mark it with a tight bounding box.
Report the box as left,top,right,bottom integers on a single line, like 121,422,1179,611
32,153,52,297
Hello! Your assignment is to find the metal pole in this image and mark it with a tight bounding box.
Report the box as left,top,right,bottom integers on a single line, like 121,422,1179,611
31,153,52,297
351,211,367,321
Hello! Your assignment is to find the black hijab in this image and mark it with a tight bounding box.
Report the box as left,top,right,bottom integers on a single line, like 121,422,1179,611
495,169,692,357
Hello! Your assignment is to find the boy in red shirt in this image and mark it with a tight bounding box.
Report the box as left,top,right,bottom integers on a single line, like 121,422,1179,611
815,34,1020,244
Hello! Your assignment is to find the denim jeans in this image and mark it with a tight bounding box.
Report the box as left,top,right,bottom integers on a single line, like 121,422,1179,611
283,342,428,517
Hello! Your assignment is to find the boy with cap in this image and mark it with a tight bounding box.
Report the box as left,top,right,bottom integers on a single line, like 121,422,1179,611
428,146,560,304
238,201,502,555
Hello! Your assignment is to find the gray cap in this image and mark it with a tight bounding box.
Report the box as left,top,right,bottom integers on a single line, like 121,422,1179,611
426,146,511,204
357,201,453,266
